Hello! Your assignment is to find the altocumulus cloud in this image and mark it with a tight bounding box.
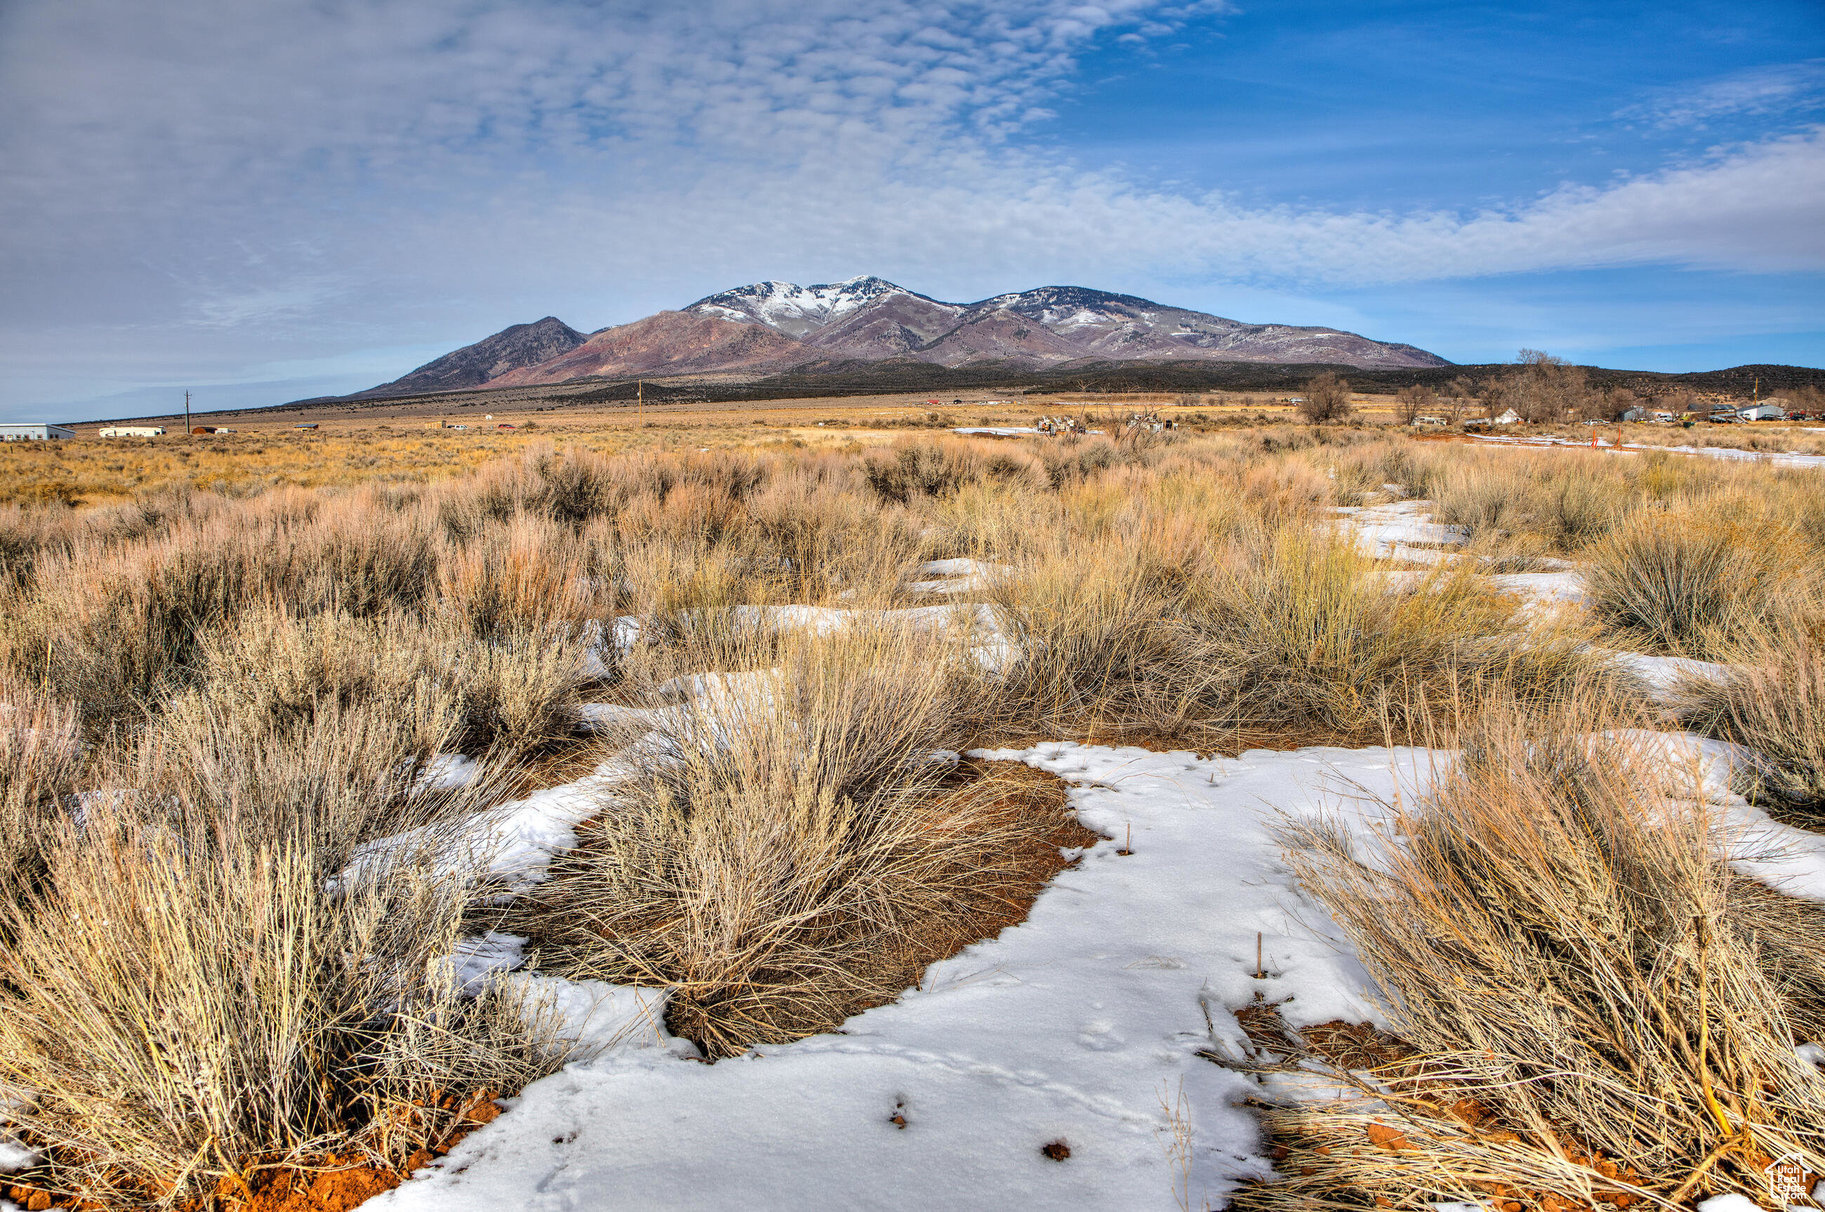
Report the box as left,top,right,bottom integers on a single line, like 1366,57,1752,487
0,0,1820,407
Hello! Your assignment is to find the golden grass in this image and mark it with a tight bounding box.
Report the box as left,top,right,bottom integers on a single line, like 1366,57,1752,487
0,420,1818,1205
517,623,1062,1059
1245,692,1825,1210
1675,619,1825,826
1582,505,1808,659
0,702,568,1208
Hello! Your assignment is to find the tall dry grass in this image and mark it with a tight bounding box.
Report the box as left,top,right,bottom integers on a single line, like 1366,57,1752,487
519,623,1054,1059
991,516,1610,747
0,704,566,1208
1582,505,1804,658
0,676,81,900
1247,693,1825,1209
1675,620,1825,826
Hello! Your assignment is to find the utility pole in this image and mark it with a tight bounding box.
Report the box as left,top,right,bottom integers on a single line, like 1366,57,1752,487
184,390,192,438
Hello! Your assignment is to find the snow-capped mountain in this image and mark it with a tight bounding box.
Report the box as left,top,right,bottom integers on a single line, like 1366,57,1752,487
686,276,924,338
354,278,1450,398
686,279,1450,370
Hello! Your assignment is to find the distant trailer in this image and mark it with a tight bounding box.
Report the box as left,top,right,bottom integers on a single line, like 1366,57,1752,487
99,425,166,437
192,426,235,435
294,423,319,430
0,423,74,441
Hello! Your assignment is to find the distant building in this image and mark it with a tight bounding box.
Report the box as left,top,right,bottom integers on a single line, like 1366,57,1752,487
99,425,166,437
0,423,74,441
1738,402,1786,421
1492,408,1522,425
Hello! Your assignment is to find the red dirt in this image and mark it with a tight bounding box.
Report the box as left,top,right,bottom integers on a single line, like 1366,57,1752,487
201,1091,502,1212
1229,1004,1672,1211
2,1091,503,1212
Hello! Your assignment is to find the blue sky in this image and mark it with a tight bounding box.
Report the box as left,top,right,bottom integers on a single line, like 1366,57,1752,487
1,0,1821,419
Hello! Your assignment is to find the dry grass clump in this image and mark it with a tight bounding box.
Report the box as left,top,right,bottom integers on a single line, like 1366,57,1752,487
1190,529,1605,744
1431,450,1630,551
991,517,1609,748
0,676,82,899
1675,620,1825,826
436,513,597,639
518,623,1067,1058
172,604,588,766
0,718,564,1209
863,435,1046,503
988,535,1205,740
1245,695,1825,1210
1582,505,1803,658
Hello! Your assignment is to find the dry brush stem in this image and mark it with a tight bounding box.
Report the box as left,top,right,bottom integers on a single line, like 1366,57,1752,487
0,805,565,1208
1245,694,1825,1209
1673,618,1825,828
520,622,1065,1058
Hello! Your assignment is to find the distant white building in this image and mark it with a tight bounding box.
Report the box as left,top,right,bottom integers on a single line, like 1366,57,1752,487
1492,408,1522,425
99,425,166,437
1738,402,1786,421
0,423,74,441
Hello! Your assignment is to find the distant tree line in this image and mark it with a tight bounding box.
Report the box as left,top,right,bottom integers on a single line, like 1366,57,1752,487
1297,348,1759,426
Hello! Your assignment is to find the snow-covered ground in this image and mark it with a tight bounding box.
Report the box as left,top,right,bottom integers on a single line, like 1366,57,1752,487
370,727,1825,1212
1332,499,1466,564
371,742,1420,1212
1470,431,1825,470
351,510,1825,1211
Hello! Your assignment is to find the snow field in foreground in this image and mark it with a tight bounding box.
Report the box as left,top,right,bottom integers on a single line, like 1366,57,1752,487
372,742,1421,1211
359,506,1825,1211
374,730,1825,1212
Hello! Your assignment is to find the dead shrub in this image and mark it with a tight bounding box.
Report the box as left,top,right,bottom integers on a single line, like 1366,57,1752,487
517,624,1056,1059
1675,620,1825,826
1583,506,1800,658
1248,696,1825,1209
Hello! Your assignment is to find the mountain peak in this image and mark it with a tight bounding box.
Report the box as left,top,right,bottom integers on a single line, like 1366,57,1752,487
357,316,587,398
684,276,919,337
355,278,1452,399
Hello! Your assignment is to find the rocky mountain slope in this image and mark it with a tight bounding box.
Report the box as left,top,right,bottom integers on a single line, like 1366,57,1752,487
352,278,1450,398
360,317,587,397
488,311,806,386
684,278,1451,370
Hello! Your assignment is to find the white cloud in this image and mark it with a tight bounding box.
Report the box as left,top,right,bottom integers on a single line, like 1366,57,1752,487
1617,59,1825,128
0,0,1819,410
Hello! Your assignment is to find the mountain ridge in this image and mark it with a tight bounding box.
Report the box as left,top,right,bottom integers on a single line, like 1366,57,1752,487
354,277,1452,398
